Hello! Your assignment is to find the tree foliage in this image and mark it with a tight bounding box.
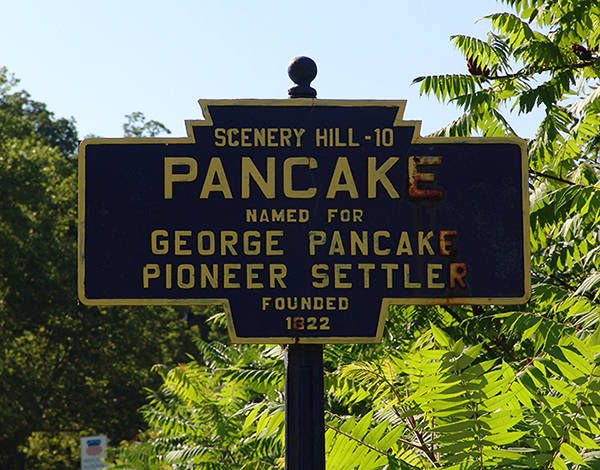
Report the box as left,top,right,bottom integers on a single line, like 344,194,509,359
107,0,600,468
123,111,172,138
0,67,216,470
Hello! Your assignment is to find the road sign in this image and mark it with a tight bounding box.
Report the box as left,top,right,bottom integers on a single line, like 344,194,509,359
78,99,530,343
80,435,107,470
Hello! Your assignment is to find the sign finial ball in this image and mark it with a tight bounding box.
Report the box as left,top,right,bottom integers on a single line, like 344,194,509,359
288,56,317,86
288,56,317,98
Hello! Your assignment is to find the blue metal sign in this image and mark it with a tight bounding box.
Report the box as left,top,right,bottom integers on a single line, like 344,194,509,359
78,99,530,343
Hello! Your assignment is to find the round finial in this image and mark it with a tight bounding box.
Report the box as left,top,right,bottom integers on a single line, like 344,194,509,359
288,56,317,98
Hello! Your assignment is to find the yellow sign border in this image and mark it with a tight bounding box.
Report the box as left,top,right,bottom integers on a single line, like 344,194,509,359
78,98,531,344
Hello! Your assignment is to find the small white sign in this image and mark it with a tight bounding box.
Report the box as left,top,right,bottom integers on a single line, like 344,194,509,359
81,435,107,470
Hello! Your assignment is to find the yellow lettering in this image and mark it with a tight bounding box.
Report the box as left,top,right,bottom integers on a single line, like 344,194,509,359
408,156,443,199
164,157,198,199
200,157,233,199
241,128,252,147
214,128,226,147
280,128,292,147
334,264,352,288
151,230,169,255
143,264,160,288
247,264,264,289
246,209,257,222
267,128,278,147
396,231,413,256
283,157,318,198
165,264,172,289
200,264,218,288
326,157,359,199
311,264,329,288
254,128,266,146
260,210,270,222
175,230,192,255
315,129,327,147
427,263,445,289
227,128,239,147
197,231,215,255
348,128,359,147
440,230,457,256
382,263,398,288
358,263,375,288
243,231,261,255
334,128,346,147
293,128,305,147
450,263,468,288
404,264,421,289
241,157,275,199
270,264,287,288
368,157,399,198
177,264,195,289
224,264,241,288
350,231,368,256
418,231,435,255
309,231,326,255
374,231,391,255
329,231,345,255
266,230,284,255
221,231,238,255
271,209,284,222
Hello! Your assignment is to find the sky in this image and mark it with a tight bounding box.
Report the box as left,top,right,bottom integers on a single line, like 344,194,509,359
1,0,542,140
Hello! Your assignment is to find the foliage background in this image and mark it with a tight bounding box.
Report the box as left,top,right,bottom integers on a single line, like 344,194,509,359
0,71,224,470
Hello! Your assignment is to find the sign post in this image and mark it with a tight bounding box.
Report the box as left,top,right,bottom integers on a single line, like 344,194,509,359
284,58,325,470
78,57,530,468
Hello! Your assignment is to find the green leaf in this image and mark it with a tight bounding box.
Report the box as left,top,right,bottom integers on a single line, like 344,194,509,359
430,323,451,347
553,455,569,470
265,410,284,436
376,426,404,452
483,391,518,411
455,344,484,370
352,411,374,440
242,404,264,432
587,324,600,347
434,419,475,434
569,430,600,450
363,421,388,447
357,451,381,470
554,359,586,381
482,430,528,445
559,346,592,375
481,448,526,460
437,439,476,455
480,410,523,433
560,442,584,465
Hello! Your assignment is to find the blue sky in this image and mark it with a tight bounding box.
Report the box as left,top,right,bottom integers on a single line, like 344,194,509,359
1,0,541,139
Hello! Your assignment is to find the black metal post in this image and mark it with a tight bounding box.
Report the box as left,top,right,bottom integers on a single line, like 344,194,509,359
284,57,325,470
285,344,326,470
